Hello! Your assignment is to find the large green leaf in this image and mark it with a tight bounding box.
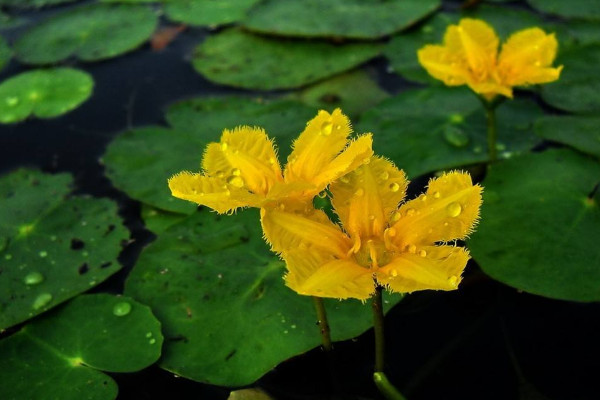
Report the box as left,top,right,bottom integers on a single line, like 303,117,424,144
0,35,11,72
125,209,402,386
540,44,600,114
0,294,163,400
0,0,76,6
13,4,158,64
527,0,600,20
164,0,260,27
192,29,381,90
0,169,128,330
469,149,600,302
103,97,315,214
535,116,600,159
0,68,93,124
242,0,439,39
357,87,543,178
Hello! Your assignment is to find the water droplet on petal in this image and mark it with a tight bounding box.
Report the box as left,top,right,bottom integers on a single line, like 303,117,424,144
32,293,52,310
406,244,416,254
354,188,364,197
221,142,228,151
227,176,244,188
405,208,415,217
391,212,401,222
379,171,389,180
215,170,225,178
268,157,277,165
339,176,350,184
433,191,441,199
391,269,398,277
386,228,396,237
368,214,375,220
389,182,400,192
419,250,427,257
24,272,44,285
443,126,470,147
231,168,241,176
113,302,132,317
321,120,333,136
448,275,459,287
420,195,427,202
446,202,462,217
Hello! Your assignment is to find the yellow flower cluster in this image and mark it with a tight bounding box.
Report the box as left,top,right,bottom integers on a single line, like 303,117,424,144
169,109,482,300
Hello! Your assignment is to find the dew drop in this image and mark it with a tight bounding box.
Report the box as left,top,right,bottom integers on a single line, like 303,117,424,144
149,338,156,345
231,168,241,176
227,176,244,188
5,254,12,260
448,275,459,287
389,182,400,192
113,302,132,317
321,120,333,136
24,272,44,285
495,142,506,151
215,170,225,178
391,269,398,277
387,228,397,237
379,171,389,180
433,191,441,199
446,202,462,217
444,222,449,227
268,157,277,165
221,142,228,151
39,251,48,258
339,176,350,184
354,188,364,197
406,244,417,254
391,212,401,222
146,332,153,338
535,61,541,67
6,97,19,106
32,293,52,310
405,208,415,217
420,195,427,202
368,214,375,220
419,250,427,257
443,126,469,148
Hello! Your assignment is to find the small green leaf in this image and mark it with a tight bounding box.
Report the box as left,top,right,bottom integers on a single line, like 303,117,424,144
14,3,158,64
527,0,600,20
243,0,440,39
535,116,600,159
357,87,543,177
164,0,260,27
0,169,128,330
0,294,163,400
0,68,93,124
469,149,600,302
125,209,402,386
192,28,381,90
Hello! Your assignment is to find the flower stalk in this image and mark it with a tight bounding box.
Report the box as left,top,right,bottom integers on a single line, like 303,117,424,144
313,296,332,351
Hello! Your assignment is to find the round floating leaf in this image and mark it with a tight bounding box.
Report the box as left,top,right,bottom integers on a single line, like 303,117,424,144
0,35,11,72
540,44,600,114
192,29,381,90
242,0,440,39
0,68,93,124
13,3,158,64
292,69,389,118
0,169,128,330
527,0,600,20
103,97,314,214
535,116,600,159
125,209,402,386
0,294,163,400
164,0,260,27
0,0,76,7
469,149,600,302
141,204,187,234
357,87,543,178
385,6,543,84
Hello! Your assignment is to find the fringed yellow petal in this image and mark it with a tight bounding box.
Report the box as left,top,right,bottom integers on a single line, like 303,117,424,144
260,208,352,257
417,45,470,86
284,109,352,184
283,249,375,300
390,171,482,249
202,126,283,196
498,28,562,86
168,171,261,213
446,19,499,80
330,156,408,240
468,80,513,99
376,245,470,293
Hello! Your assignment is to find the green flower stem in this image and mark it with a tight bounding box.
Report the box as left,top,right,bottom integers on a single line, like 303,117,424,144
313,296,332,351
374,372,408,400
485,105,498,162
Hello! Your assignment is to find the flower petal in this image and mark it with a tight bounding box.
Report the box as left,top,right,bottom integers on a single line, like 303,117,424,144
168,171,261,213
202,126,283,196
283,249,375,300
417,44,470,86
390,171,482,249
498,28,562,87
260,208,352,257
446,19,499,80
330,156,408,240
377,245,470,293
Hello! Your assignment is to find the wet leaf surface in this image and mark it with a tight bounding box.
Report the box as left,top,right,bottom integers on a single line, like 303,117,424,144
164,0,260,27
527,0,600,20
535,116,600,159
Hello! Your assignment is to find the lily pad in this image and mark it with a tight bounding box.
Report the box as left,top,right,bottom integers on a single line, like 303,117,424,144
0,169,128,330
192,28,381,90
540,44,600,114
535,116,600,159
357,87,543,178
384,6,543,84
141,204,187,234
103,97,314,214
242,0,440,39
125,209,402,386
527,0,600,20
0,294,163,400
13,3,158,64
292,69,389,118
164,0,260,27
0,36,10,72
469,149,600,302
0,0,76,7
0,68,93,124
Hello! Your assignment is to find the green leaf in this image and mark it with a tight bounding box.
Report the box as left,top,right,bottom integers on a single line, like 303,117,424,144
357,87,543,178
384,6,543,84
103,97,315,214
164,0,260,27
469,149,600,302
125,209,402,386
527,0,600,20
535,116,600,159
540,44,600,114
292,69,389,119
192,28,381,90
0,169,128,330
0,294,163,400
141,204,187,234
0,0,77,7
0,35,11,72
242,0,440,39
0,68,93,124
13,4,158,64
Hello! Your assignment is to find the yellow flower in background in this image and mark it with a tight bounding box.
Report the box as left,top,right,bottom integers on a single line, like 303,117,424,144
417,18,563,100
168,109,373,214
261,157,482,300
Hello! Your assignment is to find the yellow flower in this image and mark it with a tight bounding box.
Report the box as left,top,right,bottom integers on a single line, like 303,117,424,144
417,18,563,100
168,109,373,214
261,157,482,300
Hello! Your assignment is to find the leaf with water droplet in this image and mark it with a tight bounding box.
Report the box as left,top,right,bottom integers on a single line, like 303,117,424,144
443,125,470,148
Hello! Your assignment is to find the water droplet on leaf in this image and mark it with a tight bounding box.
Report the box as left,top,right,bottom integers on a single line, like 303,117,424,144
24,272,44,285
32,293,52,310
39,251,47,258
113,302,132,317
443,126,469,147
